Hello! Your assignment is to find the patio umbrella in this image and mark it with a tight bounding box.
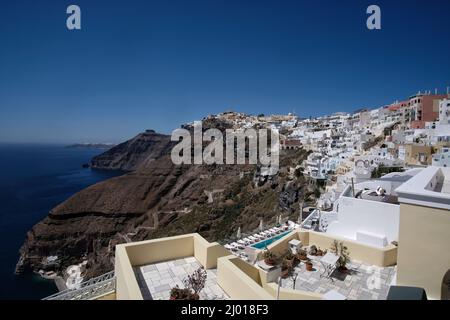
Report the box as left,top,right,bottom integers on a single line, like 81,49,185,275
259,219,263,232
236,227,241,239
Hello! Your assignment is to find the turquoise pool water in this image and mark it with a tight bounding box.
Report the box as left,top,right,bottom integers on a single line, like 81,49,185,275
251,231,291,249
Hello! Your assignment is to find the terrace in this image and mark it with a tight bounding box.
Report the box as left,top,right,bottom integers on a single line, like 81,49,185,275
251,229,398,300
133,257,229,300
115,233,230,300
114,229,398,300
279,257,395,300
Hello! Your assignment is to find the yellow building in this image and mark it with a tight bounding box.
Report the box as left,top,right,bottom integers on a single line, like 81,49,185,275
399,144,433,166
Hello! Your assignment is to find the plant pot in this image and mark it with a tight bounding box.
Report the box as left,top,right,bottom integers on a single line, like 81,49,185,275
305,261,313,271
281,268,290,279
285,258,294,268
190,293,200,300
338,266,348,273
170,292,200,300
264,258,276,265
298,255,308,261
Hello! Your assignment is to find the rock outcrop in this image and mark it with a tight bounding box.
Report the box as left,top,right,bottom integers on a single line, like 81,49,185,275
90,130,175,171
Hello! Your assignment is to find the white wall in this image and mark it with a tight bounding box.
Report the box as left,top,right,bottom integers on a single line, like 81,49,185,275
327,196,400,246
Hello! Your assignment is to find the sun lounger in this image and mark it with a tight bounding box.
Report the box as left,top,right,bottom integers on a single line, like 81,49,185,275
243,237,254,243
229,243,239,250
237,239,248,246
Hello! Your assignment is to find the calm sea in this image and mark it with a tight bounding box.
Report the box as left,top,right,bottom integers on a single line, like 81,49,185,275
0,144,122,300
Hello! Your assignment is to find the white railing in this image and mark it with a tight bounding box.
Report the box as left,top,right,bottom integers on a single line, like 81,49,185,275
301,209,321,230
43,271,115,300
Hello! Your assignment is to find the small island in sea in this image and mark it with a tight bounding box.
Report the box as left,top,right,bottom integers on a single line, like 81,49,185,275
66,143,116,150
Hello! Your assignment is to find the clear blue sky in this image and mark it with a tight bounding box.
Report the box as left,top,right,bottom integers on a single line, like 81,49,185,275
0,0,449,143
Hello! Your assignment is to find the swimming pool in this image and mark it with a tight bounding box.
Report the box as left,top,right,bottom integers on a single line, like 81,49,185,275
251,231,291,249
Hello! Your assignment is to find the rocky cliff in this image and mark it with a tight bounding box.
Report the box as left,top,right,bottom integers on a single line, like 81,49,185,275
90,129,175,171
16,125,315,279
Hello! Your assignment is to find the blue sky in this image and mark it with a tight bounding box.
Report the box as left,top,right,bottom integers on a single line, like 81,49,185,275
0,0,449,143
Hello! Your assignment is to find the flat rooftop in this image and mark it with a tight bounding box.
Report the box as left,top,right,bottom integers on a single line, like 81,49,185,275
396,166,450,210
133,257,229,300
281,259,395,300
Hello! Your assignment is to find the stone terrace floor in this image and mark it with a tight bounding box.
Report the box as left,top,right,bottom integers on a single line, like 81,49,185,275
281,259,396,300
134,257,229,300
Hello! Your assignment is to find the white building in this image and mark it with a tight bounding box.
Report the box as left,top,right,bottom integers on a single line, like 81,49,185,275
432,147,450,167
319,169,422,248
439,98,450,125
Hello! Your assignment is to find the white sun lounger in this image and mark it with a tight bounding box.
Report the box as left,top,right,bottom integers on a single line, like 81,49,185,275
231,242,244,250
237,239,248,246
243,237,254,243
225,244,238,251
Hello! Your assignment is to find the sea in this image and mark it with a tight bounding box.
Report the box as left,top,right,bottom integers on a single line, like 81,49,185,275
0,144,122,300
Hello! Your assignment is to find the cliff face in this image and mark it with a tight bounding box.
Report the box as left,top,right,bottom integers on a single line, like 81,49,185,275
17,127,314,279
90,130,175,171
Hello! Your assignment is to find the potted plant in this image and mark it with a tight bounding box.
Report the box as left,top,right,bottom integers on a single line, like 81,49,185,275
169,286,191,300
305,260,313,271
283,251,296,268
308,245,318,256
183,267,207,299
170,267,207,300
281,261,291,279
296,248,308,261
262,249,277,265
330,240,350,271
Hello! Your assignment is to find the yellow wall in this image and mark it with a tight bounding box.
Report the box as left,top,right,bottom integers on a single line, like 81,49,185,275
217,256,274,300
265,283,322,300
194,235,230,269
115,245,143,300
397,203,450,300
125,234,195,266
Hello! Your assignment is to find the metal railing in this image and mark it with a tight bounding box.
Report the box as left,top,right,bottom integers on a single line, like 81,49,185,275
43,271,115,300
